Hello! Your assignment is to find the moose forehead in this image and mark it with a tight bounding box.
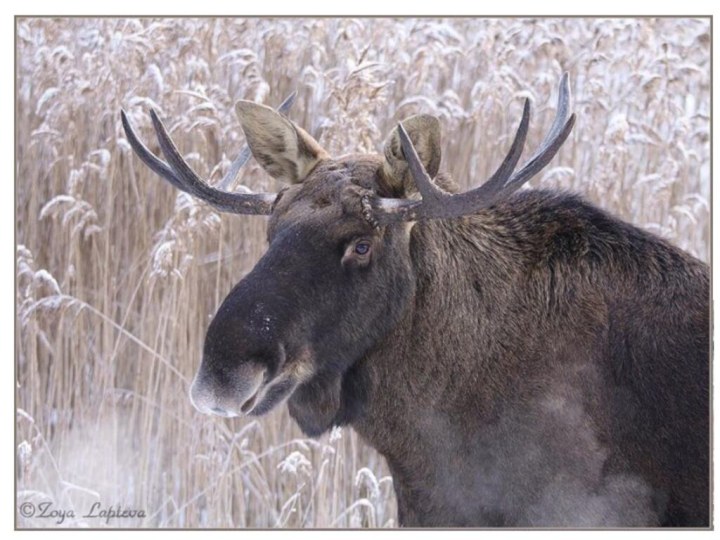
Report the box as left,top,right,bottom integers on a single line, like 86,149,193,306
267,154,388,240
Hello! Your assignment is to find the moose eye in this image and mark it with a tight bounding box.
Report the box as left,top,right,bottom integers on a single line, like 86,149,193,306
355,241,371,255
342,238,373,267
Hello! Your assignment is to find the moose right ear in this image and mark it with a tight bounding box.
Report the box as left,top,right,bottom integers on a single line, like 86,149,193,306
382,114,442,196
235,101,329,184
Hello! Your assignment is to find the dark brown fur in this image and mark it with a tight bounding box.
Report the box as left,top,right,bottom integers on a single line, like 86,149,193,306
349,187,709,526
185,111,709,527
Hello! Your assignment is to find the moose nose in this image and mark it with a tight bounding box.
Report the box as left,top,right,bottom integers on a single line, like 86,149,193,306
189,362,266,417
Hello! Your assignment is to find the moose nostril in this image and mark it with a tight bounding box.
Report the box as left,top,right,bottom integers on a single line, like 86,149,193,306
241,393,258,414
239,366,268,414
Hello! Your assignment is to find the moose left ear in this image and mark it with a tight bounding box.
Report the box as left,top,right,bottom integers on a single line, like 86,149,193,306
382,114,441,195
235,100,329,184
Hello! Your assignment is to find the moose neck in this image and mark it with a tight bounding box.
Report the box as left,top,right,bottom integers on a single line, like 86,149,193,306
350,213,529,474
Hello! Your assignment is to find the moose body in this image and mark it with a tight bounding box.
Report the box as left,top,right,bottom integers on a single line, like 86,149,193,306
346,188,709,526
122,75,709,527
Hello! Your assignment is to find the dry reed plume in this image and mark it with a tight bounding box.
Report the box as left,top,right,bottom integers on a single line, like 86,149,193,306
16,17,709,528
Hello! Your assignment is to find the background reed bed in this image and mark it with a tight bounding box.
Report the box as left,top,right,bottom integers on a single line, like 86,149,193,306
16,17,709,528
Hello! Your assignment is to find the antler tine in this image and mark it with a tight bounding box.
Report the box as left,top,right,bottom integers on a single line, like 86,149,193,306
121,108,277,215
499,73,575,195
543,72,571,146
397,123,450,206
148,109,275,214
374,73,575,223
499,113,575,195
470,97,531,197
121,109,186,191
216,146,253,193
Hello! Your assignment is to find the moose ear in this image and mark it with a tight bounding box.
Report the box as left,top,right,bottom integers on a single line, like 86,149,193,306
382,114,441,195
235,101,329,184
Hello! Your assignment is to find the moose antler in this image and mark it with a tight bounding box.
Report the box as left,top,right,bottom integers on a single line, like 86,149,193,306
120,92,297,215
374,73,576,223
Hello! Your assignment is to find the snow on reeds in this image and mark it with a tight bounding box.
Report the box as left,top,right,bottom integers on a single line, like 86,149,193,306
16,17,709,528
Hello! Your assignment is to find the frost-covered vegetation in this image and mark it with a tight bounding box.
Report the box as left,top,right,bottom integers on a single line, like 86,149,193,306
16,18,709,528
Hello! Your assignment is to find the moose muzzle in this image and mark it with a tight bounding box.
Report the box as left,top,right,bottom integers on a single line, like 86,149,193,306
189,362,267,417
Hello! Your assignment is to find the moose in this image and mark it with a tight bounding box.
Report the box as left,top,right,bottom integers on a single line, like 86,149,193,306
121,74,709,527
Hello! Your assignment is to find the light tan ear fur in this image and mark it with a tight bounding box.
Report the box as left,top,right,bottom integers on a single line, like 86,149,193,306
382,114,442,195
235,100,329,184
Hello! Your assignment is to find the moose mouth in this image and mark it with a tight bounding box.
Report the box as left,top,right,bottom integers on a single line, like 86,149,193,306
190,345,315,418
242,376,297,416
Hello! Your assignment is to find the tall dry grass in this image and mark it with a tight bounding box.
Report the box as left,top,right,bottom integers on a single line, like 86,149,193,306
16,18,709,528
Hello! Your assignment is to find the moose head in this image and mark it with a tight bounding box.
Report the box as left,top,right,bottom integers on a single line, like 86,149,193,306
121,75,574,435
